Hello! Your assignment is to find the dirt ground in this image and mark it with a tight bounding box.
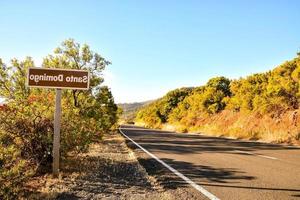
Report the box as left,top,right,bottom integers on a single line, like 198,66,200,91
24,131,203,200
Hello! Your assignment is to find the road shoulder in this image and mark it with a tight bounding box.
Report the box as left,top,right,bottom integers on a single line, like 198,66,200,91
24,132,175,200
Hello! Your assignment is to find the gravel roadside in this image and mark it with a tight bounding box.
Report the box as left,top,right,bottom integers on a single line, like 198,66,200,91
24,132,176,200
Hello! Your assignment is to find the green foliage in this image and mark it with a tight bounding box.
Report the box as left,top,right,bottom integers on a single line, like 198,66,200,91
137,77,231,128
228,56,299,113
0,39,118,198
0,59,54,198
137,54,300,133
136,103,163,128
136,88,192,128
0,141,33,199
227,73,269,111
202,77,231,114
167,77,231,127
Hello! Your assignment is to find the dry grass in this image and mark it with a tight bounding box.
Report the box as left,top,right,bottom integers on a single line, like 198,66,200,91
170,110,300,145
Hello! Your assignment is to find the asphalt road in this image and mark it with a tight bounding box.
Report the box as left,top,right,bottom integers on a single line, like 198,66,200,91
120,125,300,200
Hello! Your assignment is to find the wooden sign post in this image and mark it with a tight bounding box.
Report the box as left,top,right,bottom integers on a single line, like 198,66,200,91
53,89,62,176
27,67,90,177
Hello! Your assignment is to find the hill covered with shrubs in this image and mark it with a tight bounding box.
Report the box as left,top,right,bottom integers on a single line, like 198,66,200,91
136,53,300,143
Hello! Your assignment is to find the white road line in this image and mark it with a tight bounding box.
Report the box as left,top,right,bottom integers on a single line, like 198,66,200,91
257,155,278,160
119,128,220,200
233,150,278,160
233,150,253,155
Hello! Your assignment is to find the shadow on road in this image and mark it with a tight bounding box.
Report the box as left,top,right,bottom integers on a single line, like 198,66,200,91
123,126,300,155
122,126,300,199
137,156,300,197
137,157,255,189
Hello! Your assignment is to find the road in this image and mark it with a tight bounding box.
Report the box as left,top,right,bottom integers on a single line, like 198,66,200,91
119,125,300,200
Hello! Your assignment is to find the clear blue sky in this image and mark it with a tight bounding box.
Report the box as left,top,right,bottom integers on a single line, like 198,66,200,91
1,1,300,103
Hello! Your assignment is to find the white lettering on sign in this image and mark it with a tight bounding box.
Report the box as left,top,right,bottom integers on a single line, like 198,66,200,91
29,74,88,83
27,68,90,90
65,75,88,83
29,74,64,83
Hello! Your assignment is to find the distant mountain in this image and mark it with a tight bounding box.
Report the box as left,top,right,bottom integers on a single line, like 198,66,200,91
118,100,153,122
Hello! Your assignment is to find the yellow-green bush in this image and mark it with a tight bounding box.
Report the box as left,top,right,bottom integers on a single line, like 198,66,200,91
136,53,300,143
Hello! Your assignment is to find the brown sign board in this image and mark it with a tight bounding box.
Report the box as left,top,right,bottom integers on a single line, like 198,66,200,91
27,67,90,90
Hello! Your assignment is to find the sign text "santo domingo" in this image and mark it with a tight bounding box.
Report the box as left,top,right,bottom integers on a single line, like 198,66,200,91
27,68,90,90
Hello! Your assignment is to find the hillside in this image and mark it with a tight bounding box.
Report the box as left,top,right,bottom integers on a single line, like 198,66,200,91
136,53,300,144
118,100,153,123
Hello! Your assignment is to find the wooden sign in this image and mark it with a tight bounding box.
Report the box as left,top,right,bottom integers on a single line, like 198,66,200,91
27,67,90,90
27,67,90,177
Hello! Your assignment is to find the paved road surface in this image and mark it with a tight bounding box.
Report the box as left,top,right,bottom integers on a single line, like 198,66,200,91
120,125,300,200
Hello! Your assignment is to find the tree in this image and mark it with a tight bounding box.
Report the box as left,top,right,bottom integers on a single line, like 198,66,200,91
43,38,111,107
202,77,231,113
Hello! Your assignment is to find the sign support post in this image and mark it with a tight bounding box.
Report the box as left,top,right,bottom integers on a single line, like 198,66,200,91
53,89,62,177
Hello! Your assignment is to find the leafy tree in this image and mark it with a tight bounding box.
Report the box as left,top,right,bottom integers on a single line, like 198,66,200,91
43,38,111,107
202,77,231,113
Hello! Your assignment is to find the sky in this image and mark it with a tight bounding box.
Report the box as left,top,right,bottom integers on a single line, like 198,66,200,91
0,1,300,103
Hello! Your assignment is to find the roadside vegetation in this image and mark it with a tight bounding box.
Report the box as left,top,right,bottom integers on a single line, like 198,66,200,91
136,53,300,144
0,39,118,199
